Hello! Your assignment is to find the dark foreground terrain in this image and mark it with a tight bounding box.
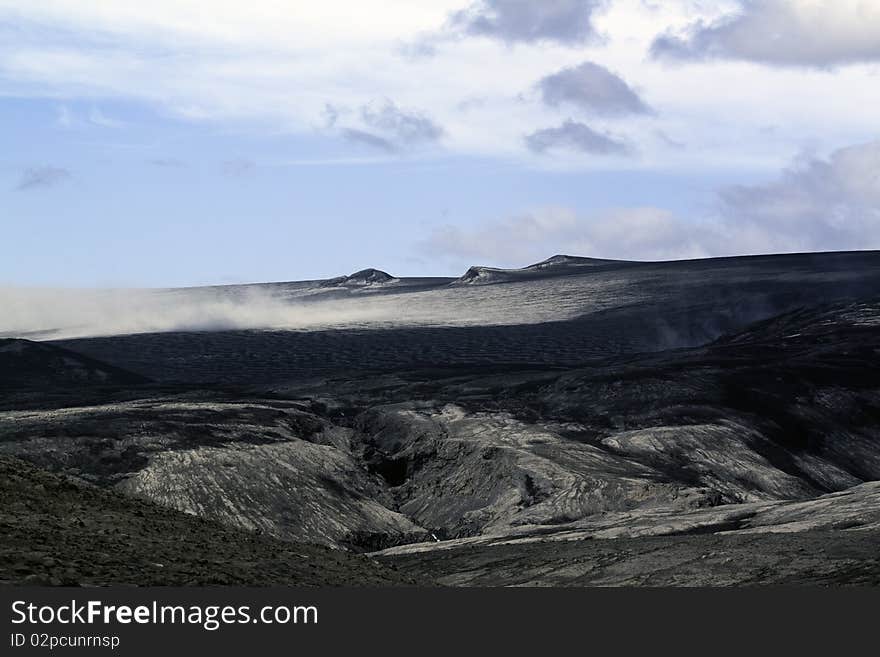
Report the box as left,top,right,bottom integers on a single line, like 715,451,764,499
378,527,880,586
2,251,880,586
0,455,413,586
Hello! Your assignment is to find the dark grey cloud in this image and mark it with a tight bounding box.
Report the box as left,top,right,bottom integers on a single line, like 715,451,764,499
524,120,631,156
361,101,444,145
450,0,607,46
651,1,880,68
342,128,398,153
538,61,652,117
341,101,443,153
15,166,71,191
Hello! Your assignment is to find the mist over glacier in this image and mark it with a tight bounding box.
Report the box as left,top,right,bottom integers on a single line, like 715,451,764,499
0,277,597,340
0,285,394,340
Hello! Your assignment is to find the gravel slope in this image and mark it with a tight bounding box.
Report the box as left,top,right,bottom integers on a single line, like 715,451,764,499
0,455,415,586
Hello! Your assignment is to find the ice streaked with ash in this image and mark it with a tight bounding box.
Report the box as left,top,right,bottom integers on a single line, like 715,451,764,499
1,259,633,339
3,252,879,342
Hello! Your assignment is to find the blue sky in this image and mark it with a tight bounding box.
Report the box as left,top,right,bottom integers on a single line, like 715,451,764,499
2,1,879,287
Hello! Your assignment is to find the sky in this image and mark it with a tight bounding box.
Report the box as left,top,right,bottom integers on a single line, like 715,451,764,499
1,0,879,287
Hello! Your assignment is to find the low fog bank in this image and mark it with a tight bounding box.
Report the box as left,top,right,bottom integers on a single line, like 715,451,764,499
0,281,595,340
0,286,401,340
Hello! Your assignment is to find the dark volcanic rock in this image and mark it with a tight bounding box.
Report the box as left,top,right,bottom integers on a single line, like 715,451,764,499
321,268,396,287
54,251,880,383
5,299,879,571
4,252,880,587
285,299,880,543
0,398,428,550
453,254,628,285
378,525,880,586
452,266,510,286
525,254,620,269
0,455,414,586
0,339,150,389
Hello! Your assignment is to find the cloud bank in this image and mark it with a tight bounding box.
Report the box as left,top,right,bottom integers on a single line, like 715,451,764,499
717,140,880,253
422,140,880,264
2,1,879,169
652,0,880,68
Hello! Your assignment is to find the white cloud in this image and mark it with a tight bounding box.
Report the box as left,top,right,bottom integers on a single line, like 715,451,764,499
717,140,880,253
419,206,714,265
0,1,451,51
420,140,880,264
0,1,878,171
